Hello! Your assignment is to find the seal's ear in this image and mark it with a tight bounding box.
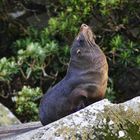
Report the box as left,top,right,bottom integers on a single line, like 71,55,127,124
76,49,81,56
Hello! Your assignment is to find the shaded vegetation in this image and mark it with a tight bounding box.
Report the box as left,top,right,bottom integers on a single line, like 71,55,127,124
0,0,140,121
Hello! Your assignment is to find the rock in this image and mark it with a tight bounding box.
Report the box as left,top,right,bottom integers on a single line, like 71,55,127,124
0,122,42,139
0,103,21,126
30,0,47,5
26,13,49,29
8,11,26,19
3,96,140,140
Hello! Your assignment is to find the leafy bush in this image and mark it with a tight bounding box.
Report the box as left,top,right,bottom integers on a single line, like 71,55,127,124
12,86,42,121
105,78,116,102
0,0,139,121
109,35,140,67
44,0,94,42
0,57,18,82
15,40,59,80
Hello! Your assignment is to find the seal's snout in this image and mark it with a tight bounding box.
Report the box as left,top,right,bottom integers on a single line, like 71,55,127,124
81,24,88,28
78,24,94,42
80,24,89,31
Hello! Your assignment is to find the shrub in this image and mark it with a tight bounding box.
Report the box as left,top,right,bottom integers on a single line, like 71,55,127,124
12,86,42,121
0,0,139,121
0,57,18,82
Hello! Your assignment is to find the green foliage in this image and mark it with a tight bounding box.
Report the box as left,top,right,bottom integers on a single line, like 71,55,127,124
45,0,94,41
110,35,140,67
0,0,139,122
12,86,42,121
14,35,67,81
99,0,127,15
105,78,116,102
0,57,18,82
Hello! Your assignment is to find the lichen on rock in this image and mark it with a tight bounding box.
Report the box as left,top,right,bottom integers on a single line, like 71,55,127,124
3,96,140,140
0,103,21,126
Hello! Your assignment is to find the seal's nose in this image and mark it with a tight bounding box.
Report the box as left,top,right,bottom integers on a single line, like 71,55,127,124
80,24,88,31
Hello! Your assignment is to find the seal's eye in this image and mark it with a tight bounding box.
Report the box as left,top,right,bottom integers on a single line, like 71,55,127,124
79,39,84,44
78,39,84,48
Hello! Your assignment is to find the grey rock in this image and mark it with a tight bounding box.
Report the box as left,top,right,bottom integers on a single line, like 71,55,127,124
30,0,47,5
0,122,41,139
26,13,49,29
8,11,26,19
0,103,21,126
3,96,140,140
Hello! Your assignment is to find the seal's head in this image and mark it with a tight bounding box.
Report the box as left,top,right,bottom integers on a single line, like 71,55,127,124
70,24,97,67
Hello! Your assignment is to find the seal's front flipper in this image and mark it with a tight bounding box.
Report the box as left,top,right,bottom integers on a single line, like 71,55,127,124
68,88,88,113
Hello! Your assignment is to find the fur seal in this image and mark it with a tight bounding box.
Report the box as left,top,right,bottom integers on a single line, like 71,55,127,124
39,24,108,125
